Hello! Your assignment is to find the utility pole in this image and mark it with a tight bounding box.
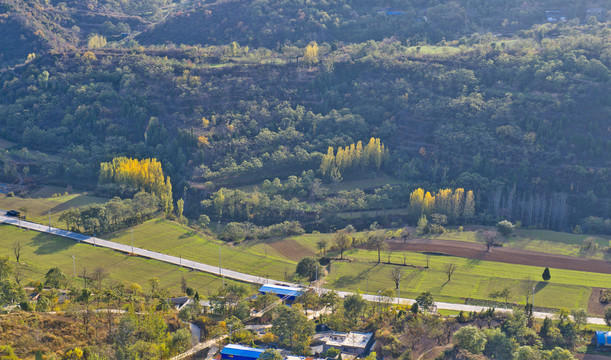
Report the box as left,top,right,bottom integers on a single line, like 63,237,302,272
131,229,134,254
532,285,535,315
72,255,76,277
219,247,221,276
315,263,318,294
48,210,51,233
179,255,182,267
397,278,401,304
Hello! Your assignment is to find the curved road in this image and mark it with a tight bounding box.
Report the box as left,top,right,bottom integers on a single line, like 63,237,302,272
0,212,605,325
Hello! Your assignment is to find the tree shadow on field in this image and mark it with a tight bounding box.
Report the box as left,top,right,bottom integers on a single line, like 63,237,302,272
332,262,381,289
535,281,548,294
465,258,482,268
179,231,196,239
32,232,75,255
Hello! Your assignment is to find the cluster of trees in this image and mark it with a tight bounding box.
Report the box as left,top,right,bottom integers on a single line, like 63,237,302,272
485,186,570,230
219,221,305,242
409,188,475,221
320,138,389,177
203,188,316,225
1,263,192,359
59,192,160,234
1,18,609,233
99,157,173,215
581,216,611,235
448,309,591,360
136,0,599,48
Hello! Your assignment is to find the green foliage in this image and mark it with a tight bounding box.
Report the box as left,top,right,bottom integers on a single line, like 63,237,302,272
59,193,160,234
343,293,367,326
604,307,611,328
0,345,20,360
497,220,515,236
44,267,67,289
452,326,486,354
542,267,551,282
260,349,283,360
323,348,340,358
415,292,434,312
272,305,315,352
483,328,514,360
296,257,318,281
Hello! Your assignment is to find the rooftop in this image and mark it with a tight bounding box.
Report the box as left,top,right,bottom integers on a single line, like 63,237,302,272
221,344,266,358
259,284,303,297
314,331,373,350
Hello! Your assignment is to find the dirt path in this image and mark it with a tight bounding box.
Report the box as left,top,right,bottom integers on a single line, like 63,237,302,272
588,288,609,317
387,238,611,274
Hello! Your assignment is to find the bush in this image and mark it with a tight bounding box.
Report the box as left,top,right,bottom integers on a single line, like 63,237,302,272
453,326,486,354
324,348,340,358
296,257,318,281
496,220,514,236
580,237,599,254
19,301,33,312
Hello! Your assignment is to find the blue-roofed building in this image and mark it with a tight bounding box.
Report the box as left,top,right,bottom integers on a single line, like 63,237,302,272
595,331,611,349
259,284,303,301
221,344,265,360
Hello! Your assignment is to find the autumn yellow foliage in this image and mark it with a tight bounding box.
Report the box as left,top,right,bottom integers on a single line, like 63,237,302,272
409,188,475,220
320,137,388,175
99,157,173,215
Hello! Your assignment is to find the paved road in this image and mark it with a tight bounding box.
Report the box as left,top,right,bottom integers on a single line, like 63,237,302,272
0,213,606,325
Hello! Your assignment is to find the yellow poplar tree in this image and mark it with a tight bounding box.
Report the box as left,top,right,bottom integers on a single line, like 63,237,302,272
464,190,475,219
452,188,465,219
304,41,319,65
409,188,425,214
423,192,436,214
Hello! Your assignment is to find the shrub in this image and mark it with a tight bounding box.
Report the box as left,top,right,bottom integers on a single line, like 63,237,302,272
497,220,514,236
580,237,599,254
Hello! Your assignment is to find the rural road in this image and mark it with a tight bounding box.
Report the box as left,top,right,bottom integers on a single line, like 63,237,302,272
0,213,607,325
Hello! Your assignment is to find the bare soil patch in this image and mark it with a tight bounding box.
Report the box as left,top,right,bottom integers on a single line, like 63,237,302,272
269,239,315,261
575,354,611,360
387,238,611,274
588,288,610,317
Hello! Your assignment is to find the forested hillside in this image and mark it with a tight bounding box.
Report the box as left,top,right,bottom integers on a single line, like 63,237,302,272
0,0,610,234
137,0,598,47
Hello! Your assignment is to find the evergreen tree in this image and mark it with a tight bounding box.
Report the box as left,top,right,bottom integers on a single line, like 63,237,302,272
542,267,551,282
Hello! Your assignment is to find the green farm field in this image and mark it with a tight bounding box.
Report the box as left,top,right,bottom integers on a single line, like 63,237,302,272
429,228,611,259
0,225,248,295
0,187,108,225
106,220,295,282
2,215,610,311
103,221,611,310
237,231,611,310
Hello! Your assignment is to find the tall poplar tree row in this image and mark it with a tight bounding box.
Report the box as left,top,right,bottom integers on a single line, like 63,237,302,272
99,157,173,215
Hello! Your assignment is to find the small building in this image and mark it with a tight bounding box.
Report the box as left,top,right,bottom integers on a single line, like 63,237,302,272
169,296,192,310
545,10,566,22
259,284,303,302
586,8,605,21
221,344,265,360
595,331,611,349
314,331,375,355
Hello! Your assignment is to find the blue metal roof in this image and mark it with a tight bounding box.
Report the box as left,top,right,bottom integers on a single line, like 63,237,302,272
596,331,610,346
259,284,302,297
221,344,265,358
